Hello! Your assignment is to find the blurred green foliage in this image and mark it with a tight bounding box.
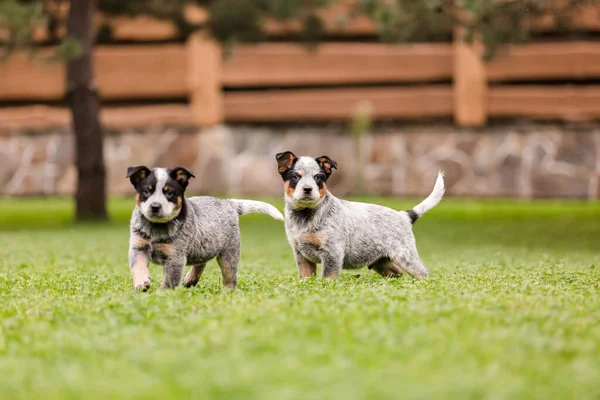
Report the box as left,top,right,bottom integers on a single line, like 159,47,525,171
1,0,598,60
0,0,336,56
358,0,600,59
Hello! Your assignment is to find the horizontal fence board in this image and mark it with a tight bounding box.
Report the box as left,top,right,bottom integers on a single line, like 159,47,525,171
488,85,600,121
222,43,452,87
488,41,600,82
0,105,192,132
0,50,65,100
224,86,452,122
0,45,187,101
95,44,187,99
107,16,178,41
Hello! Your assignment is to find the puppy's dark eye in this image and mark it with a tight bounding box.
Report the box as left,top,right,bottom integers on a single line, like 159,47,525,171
142,188,151,196
290,174,300,183
315,174,326,183
165,191,174,200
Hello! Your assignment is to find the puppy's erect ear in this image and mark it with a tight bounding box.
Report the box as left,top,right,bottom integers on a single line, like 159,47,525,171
126,166,151,187
275,151,298,175
169,167,195,188
315,156,338,177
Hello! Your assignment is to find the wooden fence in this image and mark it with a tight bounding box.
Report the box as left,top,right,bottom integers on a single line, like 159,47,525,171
1,4,600,129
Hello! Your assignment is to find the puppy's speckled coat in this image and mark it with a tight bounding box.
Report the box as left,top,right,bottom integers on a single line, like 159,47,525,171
276,151,445,280
126,166,283,291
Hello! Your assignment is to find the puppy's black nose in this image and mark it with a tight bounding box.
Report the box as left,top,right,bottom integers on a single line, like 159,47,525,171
303,187,312,195
150,203,161,213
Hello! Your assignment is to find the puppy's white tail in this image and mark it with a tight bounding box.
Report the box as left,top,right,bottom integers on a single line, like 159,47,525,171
230,199,284,221
405,171,445,224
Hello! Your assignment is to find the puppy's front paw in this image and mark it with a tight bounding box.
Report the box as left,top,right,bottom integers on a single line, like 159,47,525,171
134,279,151,292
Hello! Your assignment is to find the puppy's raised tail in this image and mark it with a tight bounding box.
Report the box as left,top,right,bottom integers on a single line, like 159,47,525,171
230,199,284,221
405,171,445,224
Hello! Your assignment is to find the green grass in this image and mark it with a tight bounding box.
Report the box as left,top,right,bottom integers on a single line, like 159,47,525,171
0,196,599,399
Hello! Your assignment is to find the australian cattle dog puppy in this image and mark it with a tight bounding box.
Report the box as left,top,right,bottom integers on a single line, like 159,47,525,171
127,166,284,291
275,152,444,280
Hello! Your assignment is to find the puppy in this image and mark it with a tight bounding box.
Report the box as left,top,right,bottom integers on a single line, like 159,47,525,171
126,166,283,291
276,152,444,280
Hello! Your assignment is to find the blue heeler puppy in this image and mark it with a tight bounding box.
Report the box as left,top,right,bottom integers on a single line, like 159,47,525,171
275,151,445,280
126,166,283,291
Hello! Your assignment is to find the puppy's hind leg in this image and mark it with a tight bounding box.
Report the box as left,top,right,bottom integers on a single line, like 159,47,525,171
391,245,429,281
217,254,238,290
369,258,404,278
182,263,207,288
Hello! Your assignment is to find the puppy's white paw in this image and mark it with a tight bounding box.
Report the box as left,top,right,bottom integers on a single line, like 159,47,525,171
134,279,151,292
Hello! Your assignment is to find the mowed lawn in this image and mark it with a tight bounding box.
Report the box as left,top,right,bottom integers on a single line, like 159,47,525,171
0,196,599,400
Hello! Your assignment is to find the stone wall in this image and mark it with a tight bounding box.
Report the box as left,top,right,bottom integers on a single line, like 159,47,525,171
1,123,599,198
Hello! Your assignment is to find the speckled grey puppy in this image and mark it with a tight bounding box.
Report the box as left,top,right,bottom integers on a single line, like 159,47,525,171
275,151,445,280
126,166,283,291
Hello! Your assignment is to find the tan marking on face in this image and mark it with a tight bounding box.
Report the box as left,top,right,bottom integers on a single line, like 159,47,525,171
173,196,183,211
297,232,327,249
163,186,169,192
153,243,176,258
136,193,141,207
319,182,327,199
284,181,295,198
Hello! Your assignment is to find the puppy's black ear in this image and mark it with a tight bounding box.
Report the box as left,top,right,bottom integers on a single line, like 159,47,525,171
315,156,337,177
126,166,151,187
169,167,195,188
276,151,298,175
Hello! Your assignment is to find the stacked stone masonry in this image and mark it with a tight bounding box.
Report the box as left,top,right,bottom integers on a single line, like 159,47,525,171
1,123,599,199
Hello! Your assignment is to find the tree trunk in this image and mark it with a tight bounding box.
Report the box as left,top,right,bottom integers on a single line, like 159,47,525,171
67,0,107,220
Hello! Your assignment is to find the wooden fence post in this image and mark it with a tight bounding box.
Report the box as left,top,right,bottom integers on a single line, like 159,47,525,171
187,33,223,126
453,26,487,127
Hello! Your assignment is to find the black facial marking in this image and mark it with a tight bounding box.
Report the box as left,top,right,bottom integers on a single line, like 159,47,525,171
163,177,186,205
282,169,301,188
314,172,327,188
135,173,158,204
